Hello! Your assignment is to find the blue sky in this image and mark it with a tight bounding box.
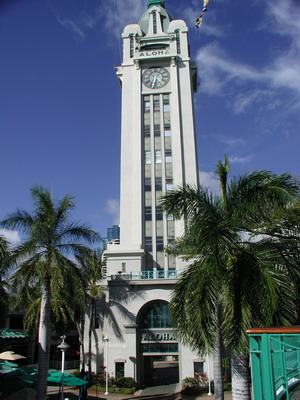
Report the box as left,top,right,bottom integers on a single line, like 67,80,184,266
0,0,299,244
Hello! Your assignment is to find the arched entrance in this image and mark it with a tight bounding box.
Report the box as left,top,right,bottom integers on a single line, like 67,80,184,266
137,301,179,387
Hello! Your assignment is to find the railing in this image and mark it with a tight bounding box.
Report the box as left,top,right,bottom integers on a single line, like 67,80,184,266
49,359,80,370
247,327,300,400
109,270,178,281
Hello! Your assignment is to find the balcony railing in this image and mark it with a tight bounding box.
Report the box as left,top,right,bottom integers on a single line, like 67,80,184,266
247,327,300,400
109,270,178,281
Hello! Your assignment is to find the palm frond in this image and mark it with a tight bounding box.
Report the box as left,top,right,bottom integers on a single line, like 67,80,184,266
228,171,299,229
1,210,34,233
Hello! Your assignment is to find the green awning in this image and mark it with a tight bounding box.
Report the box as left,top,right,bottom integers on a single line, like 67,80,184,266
47,371,88,387
0,328,29,339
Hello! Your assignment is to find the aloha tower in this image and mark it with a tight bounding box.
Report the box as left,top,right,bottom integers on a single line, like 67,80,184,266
87,0,211,387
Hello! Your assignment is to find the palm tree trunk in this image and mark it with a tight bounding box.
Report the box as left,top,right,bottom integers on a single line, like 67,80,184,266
231,353,251,400
88,298,95,375
36,277,51,400
213,321,224,400
76,321,86,373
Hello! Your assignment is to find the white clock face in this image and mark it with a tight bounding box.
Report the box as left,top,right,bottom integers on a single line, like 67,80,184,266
142,67,170,89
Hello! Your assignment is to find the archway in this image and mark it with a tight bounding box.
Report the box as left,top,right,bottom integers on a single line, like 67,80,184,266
137,300,179,387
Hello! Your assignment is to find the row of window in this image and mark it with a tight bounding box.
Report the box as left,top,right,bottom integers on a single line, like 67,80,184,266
145,236,164,252
145,234,174,252
144,125,171,137
143,93,172,264
144,102,170,114
145,177,173,191
145,206,162,221
145,150,172,164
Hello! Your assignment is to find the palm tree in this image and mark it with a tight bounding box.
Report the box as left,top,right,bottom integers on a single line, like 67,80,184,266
12,258,86,334
0,186,99,400
76,249,103,375
161,157,300,400
0,235,11,327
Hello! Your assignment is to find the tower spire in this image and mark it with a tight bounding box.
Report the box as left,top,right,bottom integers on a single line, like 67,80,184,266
148,0,165,8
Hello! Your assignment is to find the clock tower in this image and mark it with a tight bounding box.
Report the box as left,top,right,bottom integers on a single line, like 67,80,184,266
105,0,198,274
94,0,206,387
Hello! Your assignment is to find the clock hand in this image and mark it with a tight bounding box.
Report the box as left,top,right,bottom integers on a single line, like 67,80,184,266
152,75,158,88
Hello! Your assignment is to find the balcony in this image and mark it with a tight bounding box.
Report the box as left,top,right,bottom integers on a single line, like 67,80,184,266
108,270,178,281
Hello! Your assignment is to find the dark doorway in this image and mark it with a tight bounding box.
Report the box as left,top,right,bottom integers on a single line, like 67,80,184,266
144,355,179,386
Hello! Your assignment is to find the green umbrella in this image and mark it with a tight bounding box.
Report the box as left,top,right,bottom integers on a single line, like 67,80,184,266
47,371,88,387
0,360,18,374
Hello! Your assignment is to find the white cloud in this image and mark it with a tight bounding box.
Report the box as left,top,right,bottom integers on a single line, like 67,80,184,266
231,89,281,114
265,0,300,49
199,170,220,194
104,199,120,225
196,0,300,112
89,0,145,40
197,43,261,96
229,155,253,164
0,229,21,247
56,15,86,39
55,0,145,41
218,135,245,146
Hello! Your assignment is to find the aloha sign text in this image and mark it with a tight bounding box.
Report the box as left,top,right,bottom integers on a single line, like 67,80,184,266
139,50,170,57
141,332,177,341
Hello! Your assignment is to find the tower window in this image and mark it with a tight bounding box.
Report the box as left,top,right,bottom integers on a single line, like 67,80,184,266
145,177,151,191
168,235,175,243
144,125,150,137
153,12,157,34
153,97,160,112
165,150,172,163
154,124,160,137
144,101,150,112
155,177,162,191
156,236,164,251
166,180,173,191
145,151,151,164
155,150,162,164
163,103,170,112
145,206,152,221
130,35,134,58
145,236,153,252
176,31,181,54
156,206,163,220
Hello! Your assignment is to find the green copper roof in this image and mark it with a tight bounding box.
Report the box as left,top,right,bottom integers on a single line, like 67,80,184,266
0,328,29,340
148,0,165,8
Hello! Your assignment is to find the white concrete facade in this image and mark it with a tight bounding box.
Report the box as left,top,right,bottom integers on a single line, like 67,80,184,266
87,0,212,387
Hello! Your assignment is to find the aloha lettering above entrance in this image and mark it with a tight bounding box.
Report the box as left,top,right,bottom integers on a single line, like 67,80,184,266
139,50,170,57
141,332,177,341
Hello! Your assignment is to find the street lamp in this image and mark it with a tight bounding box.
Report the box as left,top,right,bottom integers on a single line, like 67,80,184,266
103,336,109,395
57,335,70,400
207,356,212,396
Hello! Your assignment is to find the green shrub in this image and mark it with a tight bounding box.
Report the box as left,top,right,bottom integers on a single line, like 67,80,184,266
115,377,137,388
181,377,201,394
